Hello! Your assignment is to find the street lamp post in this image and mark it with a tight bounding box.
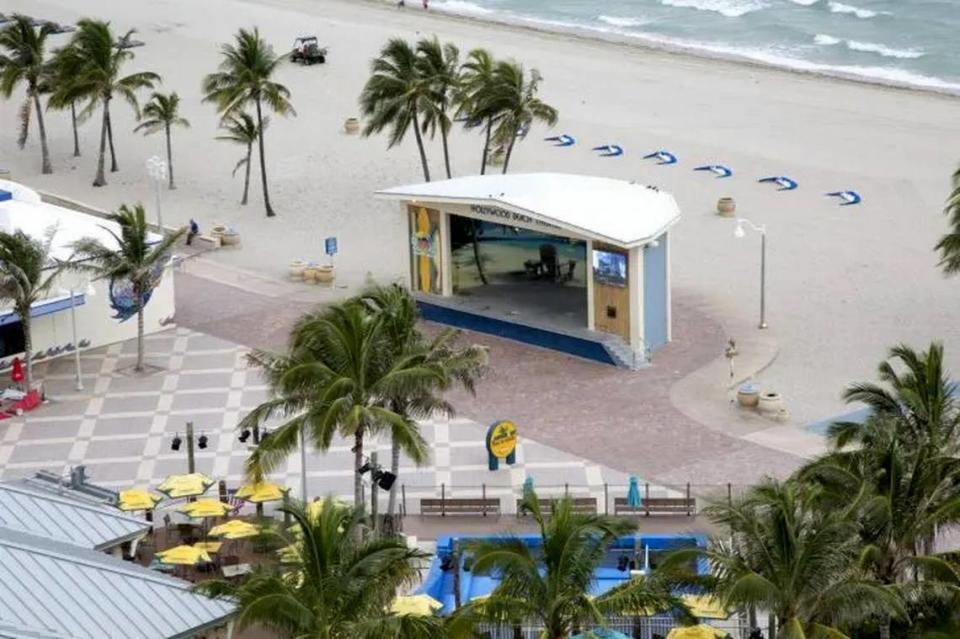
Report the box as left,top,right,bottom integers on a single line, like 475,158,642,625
59,282,95,391
145,156,167,232
734,218,768,329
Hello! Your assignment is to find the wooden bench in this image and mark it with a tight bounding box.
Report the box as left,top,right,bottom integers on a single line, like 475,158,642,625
614,497,695,516
517,497,598,517
420,497,501,517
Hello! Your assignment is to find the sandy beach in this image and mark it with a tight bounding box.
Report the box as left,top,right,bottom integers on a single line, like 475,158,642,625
1,0,959,429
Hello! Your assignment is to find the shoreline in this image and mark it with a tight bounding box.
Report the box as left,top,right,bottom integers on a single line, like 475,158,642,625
356,0,960,99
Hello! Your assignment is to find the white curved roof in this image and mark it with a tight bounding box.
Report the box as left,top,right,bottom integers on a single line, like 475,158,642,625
376,173,680,248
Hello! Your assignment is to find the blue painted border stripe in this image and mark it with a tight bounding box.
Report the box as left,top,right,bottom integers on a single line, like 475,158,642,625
0,294,86,327
417,300,616,366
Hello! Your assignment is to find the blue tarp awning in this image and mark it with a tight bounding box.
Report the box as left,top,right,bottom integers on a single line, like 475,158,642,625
0,293,86,327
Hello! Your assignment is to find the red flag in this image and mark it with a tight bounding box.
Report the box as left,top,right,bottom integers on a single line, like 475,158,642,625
11,358,23,384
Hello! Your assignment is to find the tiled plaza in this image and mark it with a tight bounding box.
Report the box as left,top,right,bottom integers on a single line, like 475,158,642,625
0,327,638,514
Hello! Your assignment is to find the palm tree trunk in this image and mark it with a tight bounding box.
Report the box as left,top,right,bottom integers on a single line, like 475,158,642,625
241,143,252,205
767,613,777,639
164,124,175,189
135,290,145,372
93,98,109,187
386,436,400,519
480,117,492,175
441,125,452,179
879,618,891,639
71,102,81,157
32,91,52,175
411,107,431,182
501,131,518,175
20,312,32,391
470,220,488,285
107,107,118,173
254,97,276,217
353,428,364,542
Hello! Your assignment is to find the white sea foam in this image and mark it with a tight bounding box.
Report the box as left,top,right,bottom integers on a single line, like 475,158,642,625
814,33,841,45
435,0,494,15
790,0,820,5
659,0,768,19
847,40,924,59
827,2,887,18
598,15,648,28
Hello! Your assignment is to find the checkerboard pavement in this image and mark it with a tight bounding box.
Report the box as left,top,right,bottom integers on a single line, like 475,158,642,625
0,328,666,514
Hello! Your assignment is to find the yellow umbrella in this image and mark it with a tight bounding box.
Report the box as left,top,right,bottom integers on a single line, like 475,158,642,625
193,541,223,554
156,544,212,566
209,519,261,540
682,595,730,620
179,498,232,518
117,489,161,511
667,625,728,639
390,594,442,616
236,482,286,504
157,473,213,499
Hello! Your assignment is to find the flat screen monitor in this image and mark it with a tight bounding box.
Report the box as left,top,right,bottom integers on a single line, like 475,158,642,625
593,250,627,287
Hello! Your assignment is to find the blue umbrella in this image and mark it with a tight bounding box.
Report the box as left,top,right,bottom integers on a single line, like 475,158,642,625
522,476,535,497
627,476,642,508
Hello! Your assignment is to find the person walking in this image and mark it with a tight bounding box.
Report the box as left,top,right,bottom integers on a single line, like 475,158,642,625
422,0,428,8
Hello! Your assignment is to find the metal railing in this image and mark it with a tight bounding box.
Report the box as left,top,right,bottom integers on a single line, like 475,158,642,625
477,615,750,638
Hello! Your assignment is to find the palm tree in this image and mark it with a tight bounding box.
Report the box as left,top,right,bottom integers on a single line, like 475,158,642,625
416,37,459,180
52,20,159,186
458,48,502,175
466,491,688,638
196,498,446,638
48,40,83,158
134,92,189,189
0,15,55,174
360,38,433,182
360,284,486,528
203,28,294,218
0,228,66,389
490,60,557,174
671,479,901,639
240,300,442,528
216,111,263,205
936,166,960,275
70,204,184,372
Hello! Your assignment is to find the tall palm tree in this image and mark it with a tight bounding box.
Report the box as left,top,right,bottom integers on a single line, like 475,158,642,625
203,28,294,218
670,479,901,639
490,60,557,174
466,491,689,638
70,204,184,372
134,91,189,189
458,48,502,175
0,15,55,174
936,166,960,275
52,21,159,186
48,40,83,158
216,111,263,205
0,228,66,389
240,300,441,527
196,498,446,638
416,37,459,180
360,284,487,527
360,38,433,182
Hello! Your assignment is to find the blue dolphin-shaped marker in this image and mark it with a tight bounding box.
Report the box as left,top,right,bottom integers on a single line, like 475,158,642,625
544,134,576,147
827,190,861,206
758,176,798,191
643,150,677,165
694,164,733,178
592,144,624,157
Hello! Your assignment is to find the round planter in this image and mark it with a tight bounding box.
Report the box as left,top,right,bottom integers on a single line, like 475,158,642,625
316,265,335,284
302,267,318,283
758,392,784,415
344,118,360,135
717,197,736,217
289,260,307,280
737,382,760,408
221,230,240,246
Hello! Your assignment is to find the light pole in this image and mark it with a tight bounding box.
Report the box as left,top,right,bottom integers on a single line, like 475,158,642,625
145,155,167,232
59,282,95,391
734,218,768,329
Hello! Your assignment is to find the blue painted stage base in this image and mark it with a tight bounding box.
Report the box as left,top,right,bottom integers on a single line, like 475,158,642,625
417,299,616,366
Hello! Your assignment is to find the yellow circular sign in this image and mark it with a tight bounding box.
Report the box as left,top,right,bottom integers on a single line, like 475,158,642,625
488,420,518,459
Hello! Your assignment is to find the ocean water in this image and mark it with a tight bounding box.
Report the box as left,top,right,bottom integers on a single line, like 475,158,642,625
423,0,960,93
